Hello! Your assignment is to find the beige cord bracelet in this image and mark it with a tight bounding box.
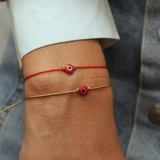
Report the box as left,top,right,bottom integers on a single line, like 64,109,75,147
0,84,111,114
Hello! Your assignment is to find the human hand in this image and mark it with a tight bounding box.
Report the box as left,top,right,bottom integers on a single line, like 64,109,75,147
19,39,125,160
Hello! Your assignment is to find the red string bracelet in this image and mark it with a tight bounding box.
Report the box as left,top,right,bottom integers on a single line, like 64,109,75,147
24,64,107,81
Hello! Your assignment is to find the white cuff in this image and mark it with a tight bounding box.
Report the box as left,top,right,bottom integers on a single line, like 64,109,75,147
7,0,120,69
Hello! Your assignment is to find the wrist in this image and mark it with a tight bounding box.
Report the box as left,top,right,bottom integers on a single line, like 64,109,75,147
20,39,124,160
24,68,112,128
22,71,124,160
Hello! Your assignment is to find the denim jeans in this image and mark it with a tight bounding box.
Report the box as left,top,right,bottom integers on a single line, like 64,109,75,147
0,0,160,160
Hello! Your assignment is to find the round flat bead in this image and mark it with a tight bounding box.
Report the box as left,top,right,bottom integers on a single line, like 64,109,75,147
65,64,74,74
78,85,88,95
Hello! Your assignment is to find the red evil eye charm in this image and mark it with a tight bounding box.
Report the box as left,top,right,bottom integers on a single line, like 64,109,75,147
78,85,88,95
65,64,75,74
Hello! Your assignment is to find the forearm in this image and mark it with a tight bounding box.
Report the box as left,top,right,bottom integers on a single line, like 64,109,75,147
20,39,125,160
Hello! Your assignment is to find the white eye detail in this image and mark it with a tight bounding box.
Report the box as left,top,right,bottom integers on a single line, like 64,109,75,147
68,66,72,71
65,64,74,74
78,85,88,95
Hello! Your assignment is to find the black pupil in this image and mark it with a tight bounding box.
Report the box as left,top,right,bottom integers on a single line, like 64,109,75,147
82,89,86,93
69,66,72,70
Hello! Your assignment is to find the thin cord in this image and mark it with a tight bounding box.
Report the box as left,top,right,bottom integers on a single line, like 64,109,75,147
0,100,25,114
24,68,64,81
0,84,111,114
24,65,107,81
75,66,107,69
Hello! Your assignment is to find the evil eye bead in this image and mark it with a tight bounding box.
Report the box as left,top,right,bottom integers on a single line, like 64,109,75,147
65,64,74,74
78,85,88,95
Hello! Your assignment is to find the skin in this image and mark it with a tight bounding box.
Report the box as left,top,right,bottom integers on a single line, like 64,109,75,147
18,39,125,159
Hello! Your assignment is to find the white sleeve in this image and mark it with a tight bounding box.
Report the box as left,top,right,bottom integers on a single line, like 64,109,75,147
7,0,120,69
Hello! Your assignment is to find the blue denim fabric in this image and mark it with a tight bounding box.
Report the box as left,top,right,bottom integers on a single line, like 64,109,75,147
105,0,145,154
125,1,160,159
0,0,160,160
105,0,160,159
0,31,25,160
